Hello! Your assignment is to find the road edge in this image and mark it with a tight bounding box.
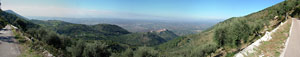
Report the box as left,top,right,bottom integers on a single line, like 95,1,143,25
280,18,294,57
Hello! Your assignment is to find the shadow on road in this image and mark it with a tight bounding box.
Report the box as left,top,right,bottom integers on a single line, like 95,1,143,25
0,36,15,43
0,27,15,44
0,29,9,31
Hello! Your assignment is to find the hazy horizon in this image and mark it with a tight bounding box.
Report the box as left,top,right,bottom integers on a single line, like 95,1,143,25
0,0,297,57
2,0,284,20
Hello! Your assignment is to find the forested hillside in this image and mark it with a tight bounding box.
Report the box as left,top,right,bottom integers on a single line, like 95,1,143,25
30,20,130,40
30,20,178,46
117,29,178,46
4,10,28,20
29,17,216,36
0,10,166,57
157,0,299,57
0,10,38,31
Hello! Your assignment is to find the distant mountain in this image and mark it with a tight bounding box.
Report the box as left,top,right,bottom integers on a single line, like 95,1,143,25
28,17,218,36
117,32,167,46
30,19,178,46
117,29,179,46
4,10,28,20
150,29,178,41
30,20,130,40
0,10,38,30
92,24,131,35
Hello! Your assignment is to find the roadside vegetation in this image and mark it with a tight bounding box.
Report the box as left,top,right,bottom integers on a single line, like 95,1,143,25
247,17,292,57
13,27,43,57
158,0,300,56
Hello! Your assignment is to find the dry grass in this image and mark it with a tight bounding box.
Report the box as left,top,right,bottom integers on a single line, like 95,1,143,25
12,29,43,57
248,18,292,57
18,44,43,57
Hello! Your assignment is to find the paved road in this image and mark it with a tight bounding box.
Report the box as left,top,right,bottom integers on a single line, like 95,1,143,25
0,25,20,57
283,18,300,57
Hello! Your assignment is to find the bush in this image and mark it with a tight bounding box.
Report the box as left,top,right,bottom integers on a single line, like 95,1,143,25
43,32,62,48
214,18,252,48
190,43,218,57
112,46,159,57
67,40,86,57
82,41,110,57
67,40,112,57
120,48,134,57
213,0,299,49
133,47,159,57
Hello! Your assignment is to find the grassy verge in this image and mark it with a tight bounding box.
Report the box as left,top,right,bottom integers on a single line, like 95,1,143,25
248,18,292,57
18,44,43,57
12,28,43,57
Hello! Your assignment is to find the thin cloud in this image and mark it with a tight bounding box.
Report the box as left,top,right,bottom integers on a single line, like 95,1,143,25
2,3,176,20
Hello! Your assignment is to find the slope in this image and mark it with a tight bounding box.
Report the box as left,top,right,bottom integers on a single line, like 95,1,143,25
157,0,299,57
0,10,39,31
30,20,130,40
151,29,178,41
4,10,28,20
0,10,132,57
30,20,178,46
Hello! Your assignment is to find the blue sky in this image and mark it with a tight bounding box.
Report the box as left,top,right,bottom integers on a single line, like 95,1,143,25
2,0,284,20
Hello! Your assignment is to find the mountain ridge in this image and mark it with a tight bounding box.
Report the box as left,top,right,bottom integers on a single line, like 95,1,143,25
4,10,28,20
30,19,179,46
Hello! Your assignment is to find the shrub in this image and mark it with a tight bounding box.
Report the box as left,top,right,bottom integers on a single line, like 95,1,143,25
43,32,62,48
67,40,112,57
67,40,86,57
214,18,251,48
133,47,159,57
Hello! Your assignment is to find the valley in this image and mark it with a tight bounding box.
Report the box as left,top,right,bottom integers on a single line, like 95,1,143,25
0,0,299,57
28,17,219,36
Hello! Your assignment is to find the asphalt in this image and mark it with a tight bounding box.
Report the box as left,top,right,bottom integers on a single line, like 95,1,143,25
283,18,300,57
0,25,20,57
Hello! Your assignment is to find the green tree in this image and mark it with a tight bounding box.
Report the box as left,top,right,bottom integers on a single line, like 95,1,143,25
67,40,86,57
133,47,159,57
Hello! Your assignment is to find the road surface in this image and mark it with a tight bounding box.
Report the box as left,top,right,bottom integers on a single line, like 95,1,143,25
283,18,300,57
0,25,20,57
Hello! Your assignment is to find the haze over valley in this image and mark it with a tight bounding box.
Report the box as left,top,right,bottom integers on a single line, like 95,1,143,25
2,0,300,57
27,16,220,36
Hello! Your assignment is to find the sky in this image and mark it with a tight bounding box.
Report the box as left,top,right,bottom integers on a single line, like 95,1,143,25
1,0,284,20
